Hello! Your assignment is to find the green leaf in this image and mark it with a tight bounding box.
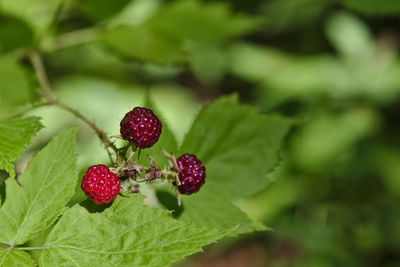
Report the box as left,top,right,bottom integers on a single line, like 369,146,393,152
325,12,372,59
180,95,292,199
187,43,228,84
39,195,229,266
0,0,63,35
0,117,43,178
147,0,259,43
178,95,292,233
0,55,34,112
102,0,259,63
341,0,400,15
102,24,186,64
290,108,378,171
179,193,267,235
0,248,35,267
79,0,131,22
262,0,334,31
0,15,34,52
0,128,78,245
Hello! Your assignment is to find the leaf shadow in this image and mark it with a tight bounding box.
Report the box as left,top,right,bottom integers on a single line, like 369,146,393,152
79,198,113,213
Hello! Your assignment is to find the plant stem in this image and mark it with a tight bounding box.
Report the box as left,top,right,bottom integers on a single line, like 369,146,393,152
28,49,125,160
28,50,55,104
47,27,100,50
55,101,120,156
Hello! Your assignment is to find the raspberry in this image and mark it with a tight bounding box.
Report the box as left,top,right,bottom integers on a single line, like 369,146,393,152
120,107,162,149
177,154,206,195
81,164,121,204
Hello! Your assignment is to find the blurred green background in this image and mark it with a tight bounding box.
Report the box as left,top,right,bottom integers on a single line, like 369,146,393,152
1,0,400,266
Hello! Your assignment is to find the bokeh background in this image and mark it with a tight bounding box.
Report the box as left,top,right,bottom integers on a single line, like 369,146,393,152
1,0,400,266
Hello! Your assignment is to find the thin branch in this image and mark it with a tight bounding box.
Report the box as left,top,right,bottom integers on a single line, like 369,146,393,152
45,27,100,51
55,102,121,157
28,49,124,160
28,50,55,103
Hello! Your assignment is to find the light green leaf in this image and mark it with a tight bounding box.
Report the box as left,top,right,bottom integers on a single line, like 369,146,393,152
0,55,33,112
325,12,372,59
39,195,229,266
0,128,78,245
0,248,36,267
0,117,42,178
178,95,292,233
0,0,63,35
290,108,379,171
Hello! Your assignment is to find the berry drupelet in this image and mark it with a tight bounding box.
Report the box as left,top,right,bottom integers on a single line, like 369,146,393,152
176,154,206,195
120,107,162,149
81,164,121,204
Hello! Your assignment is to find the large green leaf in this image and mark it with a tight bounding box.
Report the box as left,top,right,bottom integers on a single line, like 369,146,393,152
177,95,292,233
147,0,259,43
102,0,259,64
179,193,267,235
0,117,43,178
39,195,229,266
180,95,292,199
0,248,35,267
102,24,185,64
0,128,78,245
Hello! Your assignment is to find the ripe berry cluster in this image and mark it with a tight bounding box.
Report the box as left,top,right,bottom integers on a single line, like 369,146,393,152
81,107,206,205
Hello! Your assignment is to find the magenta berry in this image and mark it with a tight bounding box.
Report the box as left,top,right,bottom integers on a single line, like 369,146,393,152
81,164,121,205
120,107,162,149
177,154,206,195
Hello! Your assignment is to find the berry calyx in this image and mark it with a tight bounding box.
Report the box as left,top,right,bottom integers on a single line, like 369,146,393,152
177,154,206,195
81,164,121,204
120,107,162,149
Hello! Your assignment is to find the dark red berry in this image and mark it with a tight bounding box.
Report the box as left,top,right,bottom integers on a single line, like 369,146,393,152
120,107,162,149
81,164,121,205
177,154,206,195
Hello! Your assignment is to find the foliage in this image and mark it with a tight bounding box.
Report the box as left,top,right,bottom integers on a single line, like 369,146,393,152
1,0,400,266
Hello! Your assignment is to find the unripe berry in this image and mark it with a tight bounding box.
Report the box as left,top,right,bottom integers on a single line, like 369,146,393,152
120,107,162,149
